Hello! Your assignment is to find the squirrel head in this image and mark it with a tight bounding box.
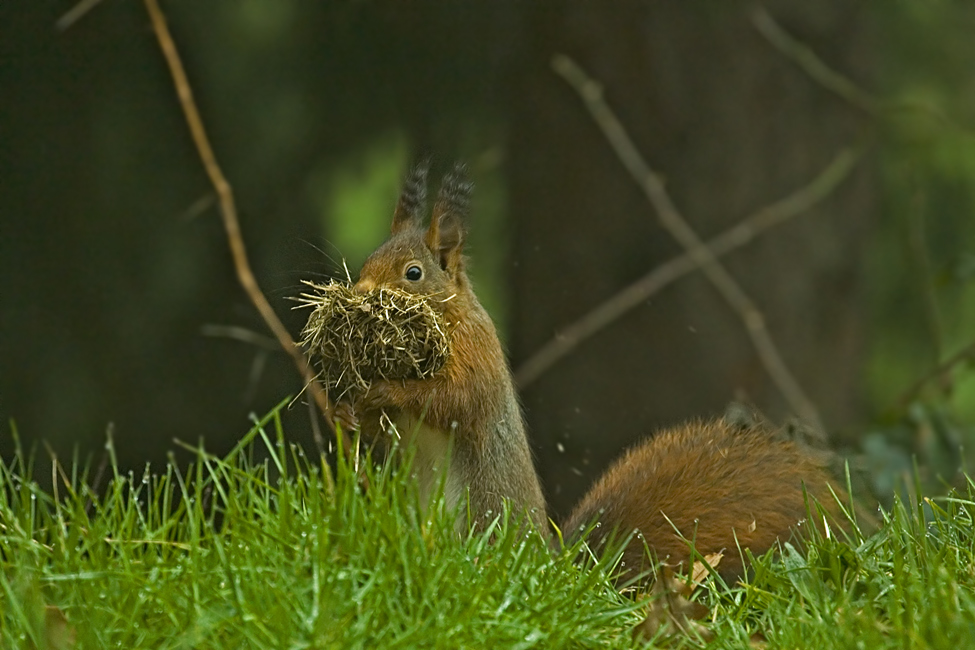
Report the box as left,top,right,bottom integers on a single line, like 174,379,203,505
355,162,473,309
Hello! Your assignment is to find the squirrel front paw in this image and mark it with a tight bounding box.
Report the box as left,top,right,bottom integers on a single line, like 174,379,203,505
358,380,397,412
333,399,359,433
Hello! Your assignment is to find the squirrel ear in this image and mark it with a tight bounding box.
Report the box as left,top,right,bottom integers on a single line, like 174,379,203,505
391,161,429,234
427,163,471,272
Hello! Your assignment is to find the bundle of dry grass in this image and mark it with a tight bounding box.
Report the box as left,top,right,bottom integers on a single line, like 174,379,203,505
297,281,451,402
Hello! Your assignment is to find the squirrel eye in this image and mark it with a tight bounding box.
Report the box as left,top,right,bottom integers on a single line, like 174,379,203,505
405,264,423,282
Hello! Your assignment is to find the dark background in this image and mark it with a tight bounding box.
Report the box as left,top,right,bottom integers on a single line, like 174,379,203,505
3,1,975,517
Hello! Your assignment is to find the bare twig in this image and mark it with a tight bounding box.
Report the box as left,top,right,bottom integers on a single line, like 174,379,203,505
178,192,217,222
750,6,880,116
906,184,944,362
56,0,107,31
201,325,277,404
515,143,864,388
552,54,827,438
895,339,975,409
143,0,344,455
201,324,281,351
307,393,326,454
245,351,270,405
753,5,975,144
84,424,112,514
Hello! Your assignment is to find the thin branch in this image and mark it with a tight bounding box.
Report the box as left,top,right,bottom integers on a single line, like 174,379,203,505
750,6,880,116
143,0,344,455
552,54,827,439
56,0,107,31
244,350,270,405
84,424,112,514
307,392,327,455
895,339,975,409
906,183,944,363
515,143,864,388
201,324,281,351
178,192,217,222
753,5,975,144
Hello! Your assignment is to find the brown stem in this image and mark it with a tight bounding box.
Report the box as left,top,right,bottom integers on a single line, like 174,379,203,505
515,144,863,388
906,182,944,363
895,340,975,409
200,324,281,351
143,0,347,455
552,54,827,440
752,5,973,140
750,6,879,116
56,0,107,31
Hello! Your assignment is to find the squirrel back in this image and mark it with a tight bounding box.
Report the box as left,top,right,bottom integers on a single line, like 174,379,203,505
341,163,547,531
563,413,849,583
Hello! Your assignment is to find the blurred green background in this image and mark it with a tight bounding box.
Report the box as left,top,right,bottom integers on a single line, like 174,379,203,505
1,1,974,516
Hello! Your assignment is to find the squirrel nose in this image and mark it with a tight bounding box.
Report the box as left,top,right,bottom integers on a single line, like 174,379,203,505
354,278,376,293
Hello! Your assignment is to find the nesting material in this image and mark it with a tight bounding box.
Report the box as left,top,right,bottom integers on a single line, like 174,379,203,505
297,281,451,401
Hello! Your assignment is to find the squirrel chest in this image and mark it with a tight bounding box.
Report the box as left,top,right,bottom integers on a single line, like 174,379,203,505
387,412,466,516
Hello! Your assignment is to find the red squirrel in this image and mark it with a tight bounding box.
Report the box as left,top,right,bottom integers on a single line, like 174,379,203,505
335,162,548,532
335,162,848,580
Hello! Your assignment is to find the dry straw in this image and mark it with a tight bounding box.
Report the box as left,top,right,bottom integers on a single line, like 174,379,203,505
297,281,451,402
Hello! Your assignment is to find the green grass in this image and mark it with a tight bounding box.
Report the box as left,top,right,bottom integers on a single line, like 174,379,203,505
2,398,975,649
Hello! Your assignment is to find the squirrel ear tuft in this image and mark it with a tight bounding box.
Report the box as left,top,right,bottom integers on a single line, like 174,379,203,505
427,163,471,272
391,160,430,234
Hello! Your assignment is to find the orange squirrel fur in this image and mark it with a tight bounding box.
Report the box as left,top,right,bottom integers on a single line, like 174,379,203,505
336,162,848,580
336,162,547,531
562,416,846,582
